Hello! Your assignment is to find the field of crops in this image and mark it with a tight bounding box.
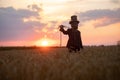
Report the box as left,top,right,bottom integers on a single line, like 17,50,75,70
0,46,120,80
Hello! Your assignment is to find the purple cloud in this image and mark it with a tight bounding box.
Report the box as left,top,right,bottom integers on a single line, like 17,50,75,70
0,6,44,41
77,8,120,27
110,0,120,4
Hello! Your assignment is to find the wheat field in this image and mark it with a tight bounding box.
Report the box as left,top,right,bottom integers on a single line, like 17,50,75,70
0,46,120,80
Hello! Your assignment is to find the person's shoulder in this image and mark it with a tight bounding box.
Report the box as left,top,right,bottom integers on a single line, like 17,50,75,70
77,29,80,32
67,28,72,31
68,28,72,30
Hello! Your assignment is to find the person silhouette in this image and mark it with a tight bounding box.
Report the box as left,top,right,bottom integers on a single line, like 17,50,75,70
59,15,83,52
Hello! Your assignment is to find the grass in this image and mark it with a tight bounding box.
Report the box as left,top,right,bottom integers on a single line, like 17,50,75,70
0,46,120,80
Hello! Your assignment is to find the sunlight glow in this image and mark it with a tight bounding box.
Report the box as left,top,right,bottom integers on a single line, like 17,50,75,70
35,38,57,47
41,40,48,46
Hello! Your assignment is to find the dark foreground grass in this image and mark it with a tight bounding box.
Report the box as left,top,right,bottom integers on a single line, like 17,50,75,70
0,46,120,80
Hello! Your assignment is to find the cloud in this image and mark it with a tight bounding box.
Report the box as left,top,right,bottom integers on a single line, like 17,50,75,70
77,8,120,27
40,21,59,33
0,6,44,41
110,0,120,4
27,4,43,12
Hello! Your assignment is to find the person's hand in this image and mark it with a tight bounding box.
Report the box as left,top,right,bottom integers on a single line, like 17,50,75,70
59,25,64,29
59,25,65,32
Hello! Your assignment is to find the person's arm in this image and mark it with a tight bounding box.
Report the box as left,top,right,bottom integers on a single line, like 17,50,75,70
59,25,68,35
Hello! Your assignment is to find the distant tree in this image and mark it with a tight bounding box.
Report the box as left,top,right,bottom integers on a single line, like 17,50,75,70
117,41,120,45
100,45,104,47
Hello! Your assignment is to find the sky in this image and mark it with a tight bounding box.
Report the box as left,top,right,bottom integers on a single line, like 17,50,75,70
0,0,120,46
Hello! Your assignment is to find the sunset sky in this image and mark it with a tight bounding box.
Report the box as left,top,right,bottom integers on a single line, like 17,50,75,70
0,0,120,46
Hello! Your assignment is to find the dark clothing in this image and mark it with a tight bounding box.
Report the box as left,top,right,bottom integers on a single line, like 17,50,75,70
60,28,83,51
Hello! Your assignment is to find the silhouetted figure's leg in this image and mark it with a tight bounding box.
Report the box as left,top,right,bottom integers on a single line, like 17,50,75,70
73,47,80,53
68,48,72,53
68,46,79,53
68,46,74,53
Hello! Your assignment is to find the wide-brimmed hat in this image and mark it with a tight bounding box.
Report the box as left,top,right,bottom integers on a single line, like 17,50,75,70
69,15,79,24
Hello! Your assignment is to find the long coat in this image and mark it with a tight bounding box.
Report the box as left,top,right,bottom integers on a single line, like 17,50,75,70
60,28,83,50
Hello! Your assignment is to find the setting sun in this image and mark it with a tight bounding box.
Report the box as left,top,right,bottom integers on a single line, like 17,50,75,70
41,40,48,46
35,39,49,47
34,38,57,47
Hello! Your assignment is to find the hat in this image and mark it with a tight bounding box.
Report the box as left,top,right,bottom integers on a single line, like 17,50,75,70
69,15,79,24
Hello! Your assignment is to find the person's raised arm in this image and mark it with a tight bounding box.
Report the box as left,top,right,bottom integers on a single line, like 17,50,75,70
59,25,68,35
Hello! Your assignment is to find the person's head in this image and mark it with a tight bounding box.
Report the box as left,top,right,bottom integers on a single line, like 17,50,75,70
69,15,79,29
70,22,79,29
